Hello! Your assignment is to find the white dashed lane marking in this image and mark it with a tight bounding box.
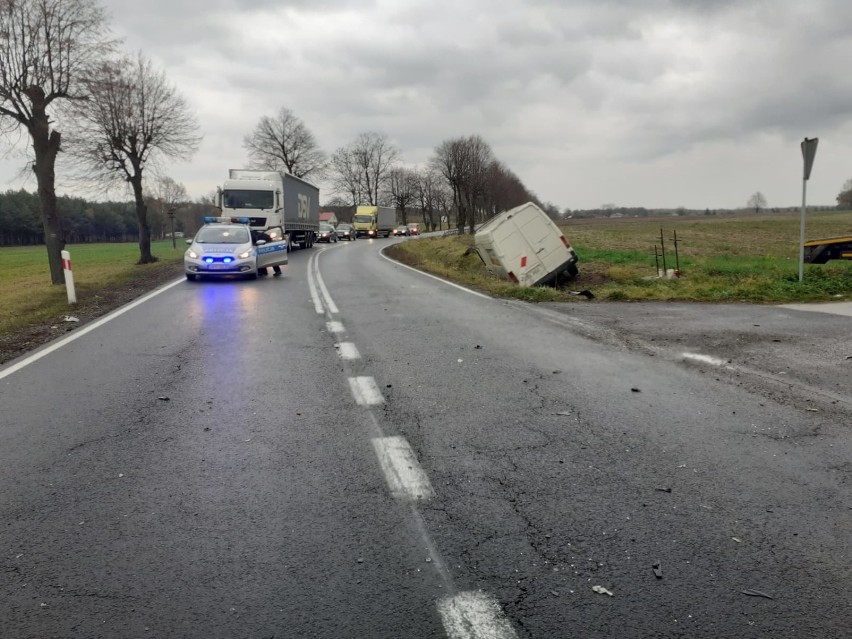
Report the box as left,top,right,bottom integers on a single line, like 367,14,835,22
682,352,729,367
438,592,519,639
327,321,345,333
371,436,435,502
335,342,361,360
348,376,384,406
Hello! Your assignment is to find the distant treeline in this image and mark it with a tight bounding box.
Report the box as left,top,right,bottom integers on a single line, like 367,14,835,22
0,189,215,246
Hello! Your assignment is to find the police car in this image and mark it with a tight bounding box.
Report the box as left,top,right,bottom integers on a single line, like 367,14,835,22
184,217,288,280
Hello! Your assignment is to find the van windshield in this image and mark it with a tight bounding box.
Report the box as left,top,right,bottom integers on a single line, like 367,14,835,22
223,189,274,210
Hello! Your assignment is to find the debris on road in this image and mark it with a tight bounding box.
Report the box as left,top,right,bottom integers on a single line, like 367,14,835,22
631,387,641,392
741,589,774,600
655,487,672,493
63,316,79,323
592,585,614,597
157,396,170,401
569,290,595,299
652,563,663,579
555,411,572,416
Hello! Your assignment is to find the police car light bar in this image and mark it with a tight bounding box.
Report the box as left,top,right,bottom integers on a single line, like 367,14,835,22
203,216,251,224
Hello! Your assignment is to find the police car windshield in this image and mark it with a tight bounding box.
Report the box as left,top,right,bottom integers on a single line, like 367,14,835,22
223,189,274,210
195,226,250,244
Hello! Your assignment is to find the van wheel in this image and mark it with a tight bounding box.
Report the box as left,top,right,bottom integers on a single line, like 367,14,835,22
566,263,579,277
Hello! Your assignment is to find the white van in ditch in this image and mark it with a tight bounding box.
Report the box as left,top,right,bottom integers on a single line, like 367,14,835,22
474,202,579,287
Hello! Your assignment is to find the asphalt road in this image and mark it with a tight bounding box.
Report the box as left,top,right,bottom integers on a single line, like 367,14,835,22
1,237,849,638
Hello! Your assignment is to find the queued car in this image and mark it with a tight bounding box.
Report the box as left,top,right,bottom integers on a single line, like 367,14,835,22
184,217,288,281
407,223,421,236
392,225,410,237
317,223,338,243
336,223,356,241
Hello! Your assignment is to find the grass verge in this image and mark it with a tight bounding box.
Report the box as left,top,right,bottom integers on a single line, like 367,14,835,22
386,211,852,303
0,241,184,363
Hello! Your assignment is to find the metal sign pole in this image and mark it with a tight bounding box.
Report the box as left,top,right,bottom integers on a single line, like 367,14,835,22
798,178,807,283
799,137,818,283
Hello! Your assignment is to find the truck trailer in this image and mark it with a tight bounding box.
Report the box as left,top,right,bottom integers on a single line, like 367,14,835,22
217,169,320,249
473,202,579,287
353,205,397,238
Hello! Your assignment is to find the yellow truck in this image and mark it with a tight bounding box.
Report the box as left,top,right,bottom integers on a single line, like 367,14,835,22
353,205,397,238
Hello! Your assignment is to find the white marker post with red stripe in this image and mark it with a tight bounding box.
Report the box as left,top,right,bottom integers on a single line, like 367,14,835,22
61,250,77,304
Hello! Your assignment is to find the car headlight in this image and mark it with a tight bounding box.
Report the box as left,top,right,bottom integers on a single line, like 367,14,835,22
238,250,252,259
187,249,199,259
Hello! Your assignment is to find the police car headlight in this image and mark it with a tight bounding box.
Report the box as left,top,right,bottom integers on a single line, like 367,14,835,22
187,249,199,259
238,249,252,259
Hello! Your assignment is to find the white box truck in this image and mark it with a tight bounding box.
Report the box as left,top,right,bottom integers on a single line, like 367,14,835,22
474,202,579,286
217,169,320,249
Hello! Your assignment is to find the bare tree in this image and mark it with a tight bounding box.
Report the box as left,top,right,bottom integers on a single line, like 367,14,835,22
388,166,418,225
71,51,200,263
329,145,363,205
0,0,114,283
146,175,188,239
329,132,399,206
243,107,326,179
747,191,767,214
431,135,493,233
836,178,852,210
482,160,532,218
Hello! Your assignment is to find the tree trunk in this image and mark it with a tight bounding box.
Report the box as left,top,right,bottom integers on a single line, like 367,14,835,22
131,172,158,264
28,92,65,285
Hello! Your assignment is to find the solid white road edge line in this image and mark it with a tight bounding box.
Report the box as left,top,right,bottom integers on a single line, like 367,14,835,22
314,263,339,315
0,278,185,381
348,376,384,405
380,251,492,299
307,253,324,314
335,342,360,360
437,591,519,639
371,436,435,501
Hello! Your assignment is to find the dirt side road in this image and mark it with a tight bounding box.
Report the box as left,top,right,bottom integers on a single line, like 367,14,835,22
535,300,852,418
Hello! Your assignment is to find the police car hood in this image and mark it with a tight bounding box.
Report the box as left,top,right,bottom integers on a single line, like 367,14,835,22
194,242,251,254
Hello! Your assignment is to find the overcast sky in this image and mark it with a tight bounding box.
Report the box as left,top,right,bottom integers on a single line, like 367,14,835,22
2,0,851,210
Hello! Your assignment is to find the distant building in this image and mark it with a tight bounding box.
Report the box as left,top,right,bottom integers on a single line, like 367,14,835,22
319,211,338,226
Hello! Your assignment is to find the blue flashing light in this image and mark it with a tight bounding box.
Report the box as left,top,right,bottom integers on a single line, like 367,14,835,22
203,216,217,223
223,257,232,263
231,217,251,224
204,257,214,263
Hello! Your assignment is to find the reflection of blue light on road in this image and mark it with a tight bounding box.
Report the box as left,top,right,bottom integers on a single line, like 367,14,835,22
186,282,262,336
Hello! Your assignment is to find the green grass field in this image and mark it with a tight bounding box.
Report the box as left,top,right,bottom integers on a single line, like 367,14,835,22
386,210,852,303
0,241,184,336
